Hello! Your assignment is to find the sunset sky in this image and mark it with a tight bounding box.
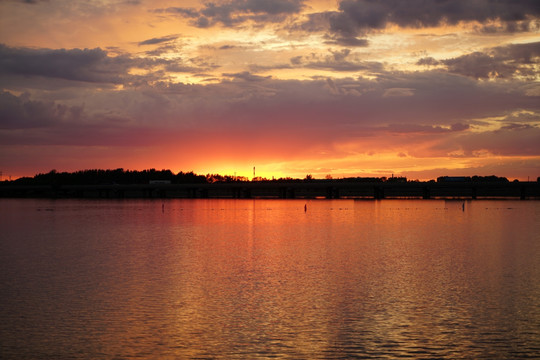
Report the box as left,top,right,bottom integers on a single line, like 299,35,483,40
1,0,539,180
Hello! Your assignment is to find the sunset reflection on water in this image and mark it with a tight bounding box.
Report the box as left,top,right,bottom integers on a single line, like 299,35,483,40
1,199,539,359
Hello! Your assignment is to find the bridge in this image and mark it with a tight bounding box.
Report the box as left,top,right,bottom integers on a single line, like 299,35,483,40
1,181,539,199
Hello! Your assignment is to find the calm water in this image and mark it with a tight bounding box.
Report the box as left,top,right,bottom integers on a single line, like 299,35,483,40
1,199,539,359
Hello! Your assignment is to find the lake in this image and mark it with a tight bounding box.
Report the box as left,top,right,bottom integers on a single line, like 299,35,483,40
1,199,539,359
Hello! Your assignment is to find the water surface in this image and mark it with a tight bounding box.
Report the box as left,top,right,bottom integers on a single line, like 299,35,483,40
1,199,539,359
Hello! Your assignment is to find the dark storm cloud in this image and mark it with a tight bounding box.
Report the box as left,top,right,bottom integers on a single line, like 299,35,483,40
0,44,210,88
1,69,538,164
138,35,178,46
298,11,335,32
493,42,540,65
476,20,537,34
442,41,540,79
443,52,514,79
209,71,538,135
0,91,81,129
302,0,540,38
0,89,178,148
0,44,128,83
416,57,440,66
155,0,305,27
435,125,540,157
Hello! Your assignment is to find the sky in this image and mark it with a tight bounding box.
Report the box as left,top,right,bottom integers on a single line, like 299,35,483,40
1,0,539,180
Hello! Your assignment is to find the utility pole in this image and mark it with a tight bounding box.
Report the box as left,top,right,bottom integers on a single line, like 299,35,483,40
253,166,256,180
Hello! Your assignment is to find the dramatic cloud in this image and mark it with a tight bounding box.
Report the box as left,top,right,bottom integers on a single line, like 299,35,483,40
353,0,537,32
442,42,540,79
3,69,537,144
0,43,213,89
416,57,441,67
301,0,540,40
0,45,129,84
156,0,305,28
433,125,540,157
0,91,76,129
326,37,369,47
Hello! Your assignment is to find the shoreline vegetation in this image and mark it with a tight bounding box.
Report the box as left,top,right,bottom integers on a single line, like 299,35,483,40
1,169,539,200
0,168,529,186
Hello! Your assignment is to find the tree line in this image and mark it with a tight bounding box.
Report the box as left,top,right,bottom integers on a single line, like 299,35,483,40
2,168,515,186
6,169,206,186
